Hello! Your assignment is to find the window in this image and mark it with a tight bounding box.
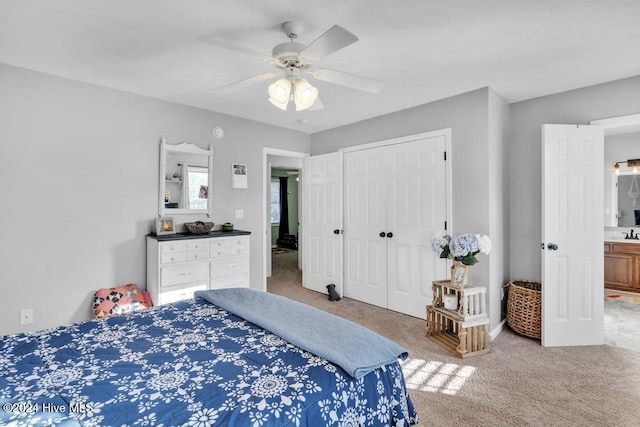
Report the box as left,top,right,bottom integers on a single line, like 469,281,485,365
271,179,280,224
186,166,208,209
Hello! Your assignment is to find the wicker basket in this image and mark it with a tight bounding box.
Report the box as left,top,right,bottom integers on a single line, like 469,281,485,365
506,280,541,339
185,221,214,234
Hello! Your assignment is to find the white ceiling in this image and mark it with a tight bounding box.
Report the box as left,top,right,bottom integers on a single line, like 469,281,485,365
1,0,639,134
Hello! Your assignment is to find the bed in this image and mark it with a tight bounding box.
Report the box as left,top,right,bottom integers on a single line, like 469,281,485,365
1,288,418,426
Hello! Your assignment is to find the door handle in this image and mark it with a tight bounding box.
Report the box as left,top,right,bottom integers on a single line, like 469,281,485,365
547,243,558,250
386,232,393,238
380,232,386,238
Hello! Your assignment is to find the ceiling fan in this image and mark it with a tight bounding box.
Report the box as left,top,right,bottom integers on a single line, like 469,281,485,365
199,22,383,111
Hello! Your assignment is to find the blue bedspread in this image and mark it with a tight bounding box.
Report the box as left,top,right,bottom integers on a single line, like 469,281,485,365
1,297,418,426
196,288,408,379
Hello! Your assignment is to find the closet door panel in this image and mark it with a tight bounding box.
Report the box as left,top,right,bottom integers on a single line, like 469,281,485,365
343,150,387,307
386,136,448,318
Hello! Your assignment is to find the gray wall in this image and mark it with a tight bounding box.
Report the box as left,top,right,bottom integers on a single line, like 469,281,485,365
488,89,511,322
0,63,310,335
509,75,640,280
311,87,511,332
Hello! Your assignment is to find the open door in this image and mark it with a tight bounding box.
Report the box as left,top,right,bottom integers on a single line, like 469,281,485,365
302,152,343,295
542,124,604,347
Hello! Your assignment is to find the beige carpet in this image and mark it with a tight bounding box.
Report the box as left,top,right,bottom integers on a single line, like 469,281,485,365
268,250,640,426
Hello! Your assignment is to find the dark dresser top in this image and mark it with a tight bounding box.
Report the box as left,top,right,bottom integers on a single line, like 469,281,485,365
148,230,251,242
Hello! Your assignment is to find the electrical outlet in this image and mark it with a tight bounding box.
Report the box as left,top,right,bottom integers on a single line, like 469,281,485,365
20,308,33,325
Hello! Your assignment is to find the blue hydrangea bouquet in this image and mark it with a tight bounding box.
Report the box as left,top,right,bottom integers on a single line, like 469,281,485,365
431,232,492,266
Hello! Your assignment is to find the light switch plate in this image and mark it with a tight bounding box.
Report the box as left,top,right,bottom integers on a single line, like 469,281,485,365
235,209,244,219
20,308,33,325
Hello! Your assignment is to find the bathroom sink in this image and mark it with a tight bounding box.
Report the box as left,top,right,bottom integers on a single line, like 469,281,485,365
605,237,640,243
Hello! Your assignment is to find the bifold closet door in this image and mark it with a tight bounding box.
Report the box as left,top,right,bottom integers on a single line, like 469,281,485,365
343,148,388,308
386,136,448,319
343,133,448,318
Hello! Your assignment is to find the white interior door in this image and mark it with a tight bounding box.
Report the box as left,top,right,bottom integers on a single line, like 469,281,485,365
542,124,604,347
386,136,448,319
302,152,343,295
342,132,449,317
343,148,388,307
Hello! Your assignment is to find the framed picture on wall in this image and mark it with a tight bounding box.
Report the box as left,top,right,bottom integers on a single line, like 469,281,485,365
155,217,176,235
232,163,248,189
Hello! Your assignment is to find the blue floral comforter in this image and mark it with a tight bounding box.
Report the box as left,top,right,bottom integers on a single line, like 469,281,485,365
1,298,418,426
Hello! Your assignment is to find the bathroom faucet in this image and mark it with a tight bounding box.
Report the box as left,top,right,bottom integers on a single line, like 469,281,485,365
623,229,640,240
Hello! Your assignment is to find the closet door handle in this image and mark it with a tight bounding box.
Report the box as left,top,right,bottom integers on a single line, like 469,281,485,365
386,232,393,238
380,232,386,238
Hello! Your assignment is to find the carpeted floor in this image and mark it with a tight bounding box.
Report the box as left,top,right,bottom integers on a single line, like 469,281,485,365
267,250,640,426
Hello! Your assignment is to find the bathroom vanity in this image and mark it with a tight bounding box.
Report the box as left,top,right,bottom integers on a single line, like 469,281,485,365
604,239,640,293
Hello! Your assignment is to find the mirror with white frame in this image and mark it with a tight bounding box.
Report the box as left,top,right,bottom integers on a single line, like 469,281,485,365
159,140,213,217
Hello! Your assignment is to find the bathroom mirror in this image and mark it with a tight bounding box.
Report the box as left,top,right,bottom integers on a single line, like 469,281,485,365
591,113,640,227
159,140,213,217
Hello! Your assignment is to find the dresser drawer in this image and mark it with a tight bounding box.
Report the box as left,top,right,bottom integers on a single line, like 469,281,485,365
161,251,187,264
161,241,187,253
211,255,249,279
211,274,250,289
187,241,208,251
210,236,249,249
158,283,208,305
161,261,209,287
187,249,209,261
211,246,249,258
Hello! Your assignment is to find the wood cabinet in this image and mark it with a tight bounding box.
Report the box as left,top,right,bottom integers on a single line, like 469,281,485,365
604,241,640,293
147,231,250,305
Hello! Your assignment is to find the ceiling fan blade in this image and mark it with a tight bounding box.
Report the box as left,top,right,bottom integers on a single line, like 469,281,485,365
198,35,274,63
311,69,383,94
212,72,280,92
301,25,358,61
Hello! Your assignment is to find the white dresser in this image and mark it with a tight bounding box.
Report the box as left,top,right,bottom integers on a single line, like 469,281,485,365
147,231,250,305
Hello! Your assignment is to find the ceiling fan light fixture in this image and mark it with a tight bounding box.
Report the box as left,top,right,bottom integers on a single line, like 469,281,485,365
269,97,289,111
293,79,319,111
268,78,292,107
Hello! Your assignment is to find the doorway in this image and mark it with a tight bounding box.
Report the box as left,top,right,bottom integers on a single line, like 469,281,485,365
591,113,640,352
262,148,307,292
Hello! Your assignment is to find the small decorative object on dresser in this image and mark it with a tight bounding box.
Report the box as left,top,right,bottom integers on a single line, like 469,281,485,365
155,217,176,235
222,222,234,232
185,221,214,234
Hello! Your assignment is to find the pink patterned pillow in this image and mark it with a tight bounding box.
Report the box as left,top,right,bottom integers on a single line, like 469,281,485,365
93,284,148,319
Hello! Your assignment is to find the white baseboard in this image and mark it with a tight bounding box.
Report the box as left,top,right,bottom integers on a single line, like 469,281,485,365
489,319,507,341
